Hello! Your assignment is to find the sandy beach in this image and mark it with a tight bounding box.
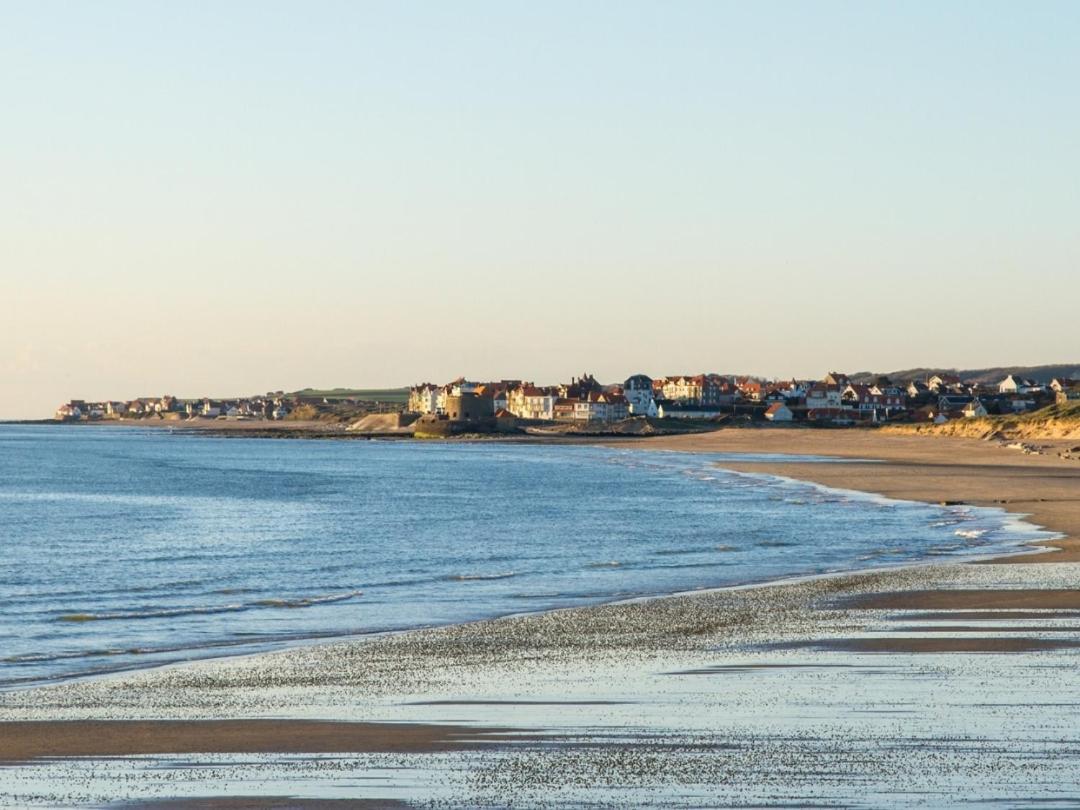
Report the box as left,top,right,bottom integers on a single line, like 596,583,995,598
2,429,1079,807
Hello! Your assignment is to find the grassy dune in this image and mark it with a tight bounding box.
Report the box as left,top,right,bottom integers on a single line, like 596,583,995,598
884,401,1080,441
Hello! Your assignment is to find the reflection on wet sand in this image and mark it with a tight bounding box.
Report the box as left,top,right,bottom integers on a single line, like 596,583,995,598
3,559,1080,807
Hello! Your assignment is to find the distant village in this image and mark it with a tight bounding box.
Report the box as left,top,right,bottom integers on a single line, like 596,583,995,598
55,371,1080,432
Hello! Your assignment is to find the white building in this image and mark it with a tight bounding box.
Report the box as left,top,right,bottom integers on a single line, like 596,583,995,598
998,374,1039,394
765,402,794,422
54,403,82,420
623,374,656,416
573,392,629,422
508,386,556,420
656,403,724,420
407,384,441,415
805,385,842,410
962,399,988,418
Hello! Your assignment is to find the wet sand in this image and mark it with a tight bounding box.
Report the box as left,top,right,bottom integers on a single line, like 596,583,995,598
131,800,407,809
790,636,1080,653
5,559,1080,805
844,588,1080,610
0,719,513,762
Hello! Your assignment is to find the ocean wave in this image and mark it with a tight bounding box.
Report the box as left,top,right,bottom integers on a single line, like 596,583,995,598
253,591,363,608
926,543,965,555
955,529,988,540
3,648,129,664
446,572,516,581
652,560,734,571
55,590,363,622
654,546,716,557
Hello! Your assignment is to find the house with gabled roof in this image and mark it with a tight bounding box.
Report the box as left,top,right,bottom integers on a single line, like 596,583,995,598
928,374,962,392
507,385,556,420
962,398,989,418
998,374,1039,395
764,402,794,422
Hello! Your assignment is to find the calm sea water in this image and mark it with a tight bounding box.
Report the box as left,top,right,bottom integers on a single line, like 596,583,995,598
0,425,1057,687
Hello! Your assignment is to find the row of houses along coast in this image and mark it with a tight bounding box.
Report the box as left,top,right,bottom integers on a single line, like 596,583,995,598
54,373,1079,427
405,372,1080,427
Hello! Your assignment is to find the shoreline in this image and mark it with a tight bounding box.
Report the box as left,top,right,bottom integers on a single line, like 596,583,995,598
608,428,1080,561
0,430,1073,689
0,431,1072,692
0,439,1060,695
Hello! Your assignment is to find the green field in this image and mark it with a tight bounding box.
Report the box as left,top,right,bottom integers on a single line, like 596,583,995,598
288,387,410,403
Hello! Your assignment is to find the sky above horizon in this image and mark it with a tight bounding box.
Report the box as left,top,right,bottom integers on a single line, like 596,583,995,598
2,2,1078,418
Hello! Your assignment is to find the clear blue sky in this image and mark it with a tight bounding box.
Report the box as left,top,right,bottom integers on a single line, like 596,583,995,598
2,2,1078,417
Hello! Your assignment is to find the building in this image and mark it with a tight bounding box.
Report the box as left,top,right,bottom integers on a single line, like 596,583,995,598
444,391,492,421
806,407,853,424
54,402,82,420
906,381,930,399
660,375,704,403
474,384,508,413
572,391,629,422
553,398,577,420
656,402,725,420
764,402,794,422
558,374,603,400
623,374,655,415
805,385,842,411
841,384,906,420
1056,387,1080,404
998,374,1038,394
507,385,555,420
735,378,763,402
928,374,962,393
407,384,441,415
938,394,975,417
962,398,989,418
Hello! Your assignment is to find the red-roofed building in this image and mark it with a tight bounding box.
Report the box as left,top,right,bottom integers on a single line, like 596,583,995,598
764,402,794,422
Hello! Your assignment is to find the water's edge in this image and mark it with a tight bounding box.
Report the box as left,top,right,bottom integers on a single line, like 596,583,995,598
4,457,1060,695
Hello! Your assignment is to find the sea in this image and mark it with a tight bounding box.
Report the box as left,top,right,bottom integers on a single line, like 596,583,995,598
0,424,1058,687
